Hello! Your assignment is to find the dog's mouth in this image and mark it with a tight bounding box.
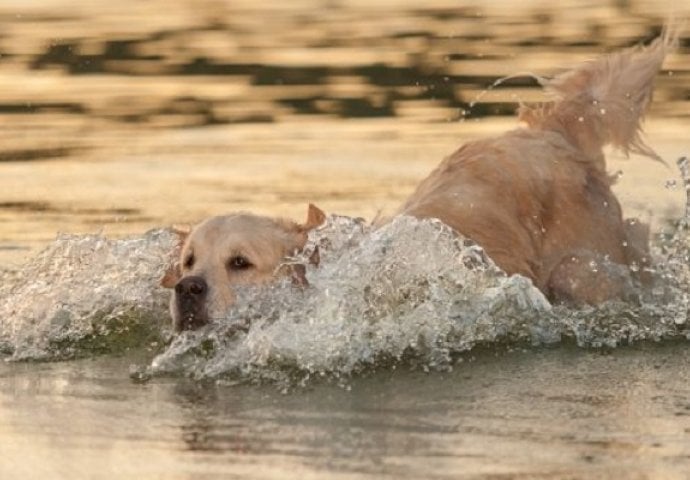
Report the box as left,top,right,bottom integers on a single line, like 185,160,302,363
174,303,208,332
173,275,210,332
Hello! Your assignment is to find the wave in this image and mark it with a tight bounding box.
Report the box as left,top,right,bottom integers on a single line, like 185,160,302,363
1,165,688,387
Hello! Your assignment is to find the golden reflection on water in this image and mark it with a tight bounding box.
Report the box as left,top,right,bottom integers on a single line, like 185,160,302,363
0,4,690,478
0,0,688,265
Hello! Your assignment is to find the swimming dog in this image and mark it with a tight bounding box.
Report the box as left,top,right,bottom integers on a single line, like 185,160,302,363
162,30,673,330
160,205,325,332
395,31,674,303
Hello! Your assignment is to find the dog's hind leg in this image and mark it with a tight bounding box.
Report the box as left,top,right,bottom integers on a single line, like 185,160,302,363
547,250,639,305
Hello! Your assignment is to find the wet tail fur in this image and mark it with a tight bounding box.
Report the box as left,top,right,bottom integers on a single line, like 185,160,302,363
519,27,678,166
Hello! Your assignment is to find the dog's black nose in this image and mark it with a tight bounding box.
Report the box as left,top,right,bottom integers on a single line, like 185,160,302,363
173,276,209,332
175,276,207,297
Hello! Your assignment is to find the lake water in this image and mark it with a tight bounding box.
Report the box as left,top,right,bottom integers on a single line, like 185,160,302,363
1,1,689,478
2,343,690,479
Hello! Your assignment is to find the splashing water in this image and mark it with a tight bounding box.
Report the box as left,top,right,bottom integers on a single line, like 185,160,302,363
146,216,553,384
0,229,177,360
144,210,688,385
1,162,688,386
466,71,547,112
678,156,690,227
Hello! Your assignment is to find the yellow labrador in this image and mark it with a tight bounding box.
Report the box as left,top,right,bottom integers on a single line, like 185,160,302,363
161,205,325,331
162,30,671,330
394,31,670,303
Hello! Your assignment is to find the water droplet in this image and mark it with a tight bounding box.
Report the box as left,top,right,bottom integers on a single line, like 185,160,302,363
578,116,584,122
665,179,678,189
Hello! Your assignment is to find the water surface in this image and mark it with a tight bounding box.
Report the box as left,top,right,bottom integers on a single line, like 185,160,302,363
1,1,689,478
2,344,690,479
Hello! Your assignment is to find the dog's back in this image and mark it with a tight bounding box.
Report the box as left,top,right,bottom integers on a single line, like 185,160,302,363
398,30,675,301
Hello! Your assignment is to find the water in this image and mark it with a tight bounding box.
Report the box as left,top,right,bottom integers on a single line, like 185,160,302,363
0,229,177,360
0,191,688,478
1,1,690,478
1,196,688,377
2,345,690,478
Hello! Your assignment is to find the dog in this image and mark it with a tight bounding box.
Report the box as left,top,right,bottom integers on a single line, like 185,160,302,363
395,30,674,303
160,205,325,332
162,30,672,330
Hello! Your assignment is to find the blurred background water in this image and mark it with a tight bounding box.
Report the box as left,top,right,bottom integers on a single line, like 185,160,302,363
1,1,690,479
0,0,688,265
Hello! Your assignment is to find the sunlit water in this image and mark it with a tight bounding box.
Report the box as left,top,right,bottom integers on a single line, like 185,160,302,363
1,182,688,477
1,1,690,478
1,185,688,374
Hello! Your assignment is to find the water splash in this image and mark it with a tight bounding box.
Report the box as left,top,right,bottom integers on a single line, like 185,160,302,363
466,71,547,112
1,162,688,387
146,210,689,385
146,216,553,385
678,156,690,227
0,229,176,360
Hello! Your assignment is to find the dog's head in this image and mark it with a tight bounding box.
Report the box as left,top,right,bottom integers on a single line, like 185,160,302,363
161,204,326,332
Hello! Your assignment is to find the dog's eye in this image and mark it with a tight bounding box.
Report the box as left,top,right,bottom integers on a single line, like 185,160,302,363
228,255,252,271
183,254,195,269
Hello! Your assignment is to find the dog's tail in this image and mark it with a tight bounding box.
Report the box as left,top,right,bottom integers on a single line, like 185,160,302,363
519,27,678,162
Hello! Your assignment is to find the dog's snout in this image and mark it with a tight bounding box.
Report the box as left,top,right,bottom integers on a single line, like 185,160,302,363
175,276,207,297
173,276,209,332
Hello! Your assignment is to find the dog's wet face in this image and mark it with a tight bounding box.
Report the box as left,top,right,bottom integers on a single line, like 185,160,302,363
161,205,325,332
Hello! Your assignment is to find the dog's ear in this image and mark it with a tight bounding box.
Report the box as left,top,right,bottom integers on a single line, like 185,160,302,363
307,245,320,266
160,263,181,289
288,263,309,288
301,203,326,231
160,224,191,288
276,263,310,287
171,224,192,237
281,205,325,287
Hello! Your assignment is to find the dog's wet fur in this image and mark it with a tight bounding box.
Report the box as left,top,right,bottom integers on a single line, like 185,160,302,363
162,30,675,331
161,206,325,331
